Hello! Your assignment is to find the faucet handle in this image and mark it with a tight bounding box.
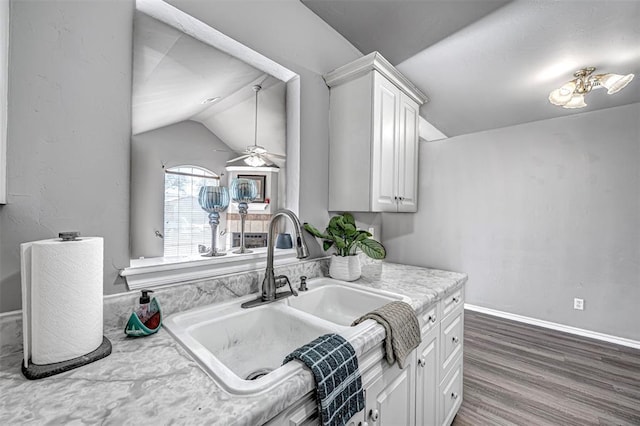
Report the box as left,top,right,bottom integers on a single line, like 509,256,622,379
274,275,287,289
298,276,308,291
275,275,298,297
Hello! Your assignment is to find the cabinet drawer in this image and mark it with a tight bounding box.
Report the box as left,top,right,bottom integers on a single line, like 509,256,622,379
418,303,438,335
440,310,463,374
441,288,464,319
439,357,463,426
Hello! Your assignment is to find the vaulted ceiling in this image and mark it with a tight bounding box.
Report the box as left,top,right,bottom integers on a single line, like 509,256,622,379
302,0,509,65
303,0,640,137
132,11,286,157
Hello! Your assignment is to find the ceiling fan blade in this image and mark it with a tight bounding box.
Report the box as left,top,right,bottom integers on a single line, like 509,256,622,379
227,154,250,163
264,152,286,160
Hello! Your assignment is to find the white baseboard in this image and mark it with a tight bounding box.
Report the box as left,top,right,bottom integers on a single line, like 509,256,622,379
464,303,640,350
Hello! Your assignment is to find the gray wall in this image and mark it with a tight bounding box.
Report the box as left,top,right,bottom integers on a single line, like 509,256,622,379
130,120,235,259
0,0,360,312
0,0,133,312
382,103,640,340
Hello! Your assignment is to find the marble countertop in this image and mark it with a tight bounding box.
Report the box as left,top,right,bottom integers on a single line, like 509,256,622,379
0,262,466,425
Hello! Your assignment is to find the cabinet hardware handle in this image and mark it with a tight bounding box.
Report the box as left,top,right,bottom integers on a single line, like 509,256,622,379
452,336,460,344
428,314,436,323
452,296,460,303
451,392,459,400
418,358,426,367
394,196,398,200
369,409,379,421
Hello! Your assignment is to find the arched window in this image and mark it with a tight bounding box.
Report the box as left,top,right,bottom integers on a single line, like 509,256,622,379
164,165,219,257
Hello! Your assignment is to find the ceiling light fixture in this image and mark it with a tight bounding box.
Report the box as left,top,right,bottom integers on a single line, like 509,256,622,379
548,67,634,109
244,154,266,167
245,85,267,167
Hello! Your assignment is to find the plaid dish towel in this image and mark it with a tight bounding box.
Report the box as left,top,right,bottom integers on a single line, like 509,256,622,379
352,301,421,369
283,334,365,426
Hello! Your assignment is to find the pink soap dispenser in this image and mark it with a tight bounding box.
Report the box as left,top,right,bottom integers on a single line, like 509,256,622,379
124,290,162,337
136,290,154,323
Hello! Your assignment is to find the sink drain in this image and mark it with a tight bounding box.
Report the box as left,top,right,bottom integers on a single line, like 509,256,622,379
245,368,273,381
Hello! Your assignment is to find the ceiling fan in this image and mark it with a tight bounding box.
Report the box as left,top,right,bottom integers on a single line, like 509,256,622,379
227,85,285,167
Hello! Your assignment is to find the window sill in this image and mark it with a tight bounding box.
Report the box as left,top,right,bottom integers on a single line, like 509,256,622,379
121,248,298,290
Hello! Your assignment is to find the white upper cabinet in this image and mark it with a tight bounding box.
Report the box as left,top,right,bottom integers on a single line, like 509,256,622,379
325,52,427,213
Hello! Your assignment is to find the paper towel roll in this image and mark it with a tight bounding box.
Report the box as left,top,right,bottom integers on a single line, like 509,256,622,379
21,237,104,366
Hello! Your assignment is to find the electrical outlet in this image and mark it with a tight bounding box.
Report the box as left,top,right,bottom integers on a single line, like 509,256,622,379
573,298,584,310
368,227,375,238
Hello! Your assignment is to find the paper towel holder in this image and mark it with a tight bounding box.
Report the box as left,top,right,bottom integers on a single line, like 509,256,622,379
59,231,80,241
21,232,112,380
22,337,112,380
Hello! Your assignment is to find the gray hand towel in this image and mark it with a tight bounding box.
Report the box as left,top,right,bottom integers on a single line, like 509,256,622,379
352,301,421,368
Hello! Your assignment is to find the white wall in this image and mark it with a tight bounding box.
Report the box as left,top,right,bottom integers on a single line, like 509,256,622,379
131,120,235,258
0,1,360,312
382,103,640,340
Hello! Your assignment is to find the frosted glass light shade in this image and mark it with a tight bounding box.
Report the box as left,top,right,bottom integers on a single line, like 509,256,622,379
559,81,576,96
549,90,570,105
599,73,634,94
562,94,587,109
549,81,577,105
244,155,266,167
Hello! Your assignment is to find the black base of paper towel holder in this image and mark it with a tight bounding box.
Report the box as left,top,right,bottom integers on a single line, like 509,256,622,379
22,336,112,380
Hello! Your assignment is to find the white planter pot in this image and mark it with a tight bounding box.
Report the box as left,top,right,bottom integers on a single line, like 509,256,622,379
329,255,361,281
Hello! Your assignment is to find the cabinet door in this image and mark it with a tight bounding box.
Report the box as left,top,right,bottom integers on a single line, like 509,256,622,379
415,326,439,426
371,71,400,212
269,397,364,426
397,93,419,213
364,360,416,426
264,394,318,426
287,407,320,426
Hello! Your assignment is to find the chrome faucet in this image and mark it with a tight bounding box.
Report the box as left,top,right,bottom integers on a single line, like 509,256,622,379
241,209,309,308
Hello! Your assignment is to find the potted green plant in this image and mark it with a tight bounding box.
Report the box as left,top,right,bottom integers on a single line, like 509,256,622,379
304,212,386,281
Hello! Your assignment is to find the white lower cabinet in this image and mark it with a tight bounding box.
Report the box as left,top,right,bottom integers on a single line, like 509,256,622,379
361,354,416,426
266,392,363,426
439,357,463,426
415,326,439,426
268,288,465,426
264,392,317,426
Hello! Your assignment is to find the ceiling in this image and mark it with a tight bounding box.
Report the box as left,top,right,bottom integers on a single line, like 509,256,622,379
302,0,510,65
303,0,640,137
132,11,286,157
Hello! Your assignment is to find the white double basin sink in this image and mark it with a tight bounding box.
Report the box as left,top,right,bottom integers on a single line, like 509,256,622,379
164,277,412,395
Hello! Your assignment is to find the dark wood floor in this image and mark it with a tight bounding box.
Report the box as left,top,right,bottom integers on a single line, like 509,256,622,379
452,310,640,426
